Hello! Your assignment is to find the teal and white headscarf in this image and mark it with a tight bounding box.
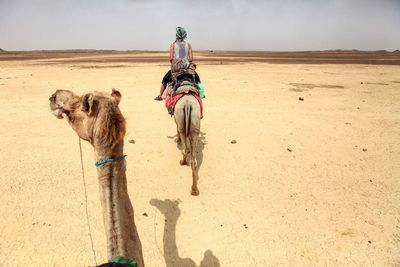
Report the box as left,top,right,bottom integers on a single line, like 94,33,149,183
176,27,187,40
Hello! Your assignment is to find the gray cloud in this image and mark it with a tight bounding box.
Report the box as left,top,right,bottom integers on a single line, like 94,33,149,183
0,0,399,51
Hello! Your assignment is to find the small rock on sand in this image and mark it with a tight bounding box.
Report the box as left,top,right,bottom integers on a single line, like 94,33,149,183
142,213,148,217
231,140,237,144
299,97,304,101
129,139,135,144
287,148,293,152
362,148,367,152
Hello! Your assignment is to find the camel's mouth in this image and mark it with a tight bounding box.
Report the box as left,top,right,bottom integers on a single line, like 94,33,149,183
51,108,64,119
49,96,64,119
49,104,63,119
49,90,79,120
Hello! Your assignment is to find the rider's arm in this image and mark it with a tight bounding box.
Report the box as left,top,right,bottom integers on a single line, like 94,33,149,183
169,43,174,64
188,43,193,62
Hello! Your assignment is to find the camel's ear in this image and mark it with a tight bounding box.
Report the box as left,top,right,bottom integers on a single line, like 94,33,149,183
111,88,121,105
81,93,96,116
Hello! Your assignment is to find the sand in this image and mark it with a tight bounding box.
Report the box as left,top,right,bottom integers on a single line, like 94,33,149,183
0,51,399,266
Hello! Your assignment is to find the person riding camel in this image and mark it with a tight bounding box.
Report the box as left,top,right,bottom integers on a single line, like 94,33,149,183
154,27,196,101
170,26,193,64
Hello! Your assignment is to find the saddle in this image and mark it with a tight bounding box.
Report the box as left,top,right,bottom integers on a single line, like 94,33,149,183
167,80,198,95
165,59,203,116
165,82,203,116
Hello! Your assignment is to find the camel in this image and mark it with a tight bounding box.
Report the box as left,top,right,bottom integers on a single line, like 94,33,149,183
173,93,201,196
49,89,144,267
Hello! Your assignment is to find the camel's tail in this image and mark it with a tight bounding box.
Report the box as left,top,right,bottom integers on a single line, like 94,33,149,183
184,102,191,138
182,100,192,159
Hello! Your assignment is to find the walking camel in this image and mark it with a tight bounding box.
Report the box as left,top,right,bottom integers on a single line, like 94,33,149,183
49,89,144,267
173,91,201,196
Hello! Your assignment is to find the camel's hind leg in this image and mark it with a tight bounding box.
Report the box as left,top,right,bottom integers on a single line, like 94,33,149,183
179,134,190,166
189,133,199,196
176,126,182,145
174,105,188,165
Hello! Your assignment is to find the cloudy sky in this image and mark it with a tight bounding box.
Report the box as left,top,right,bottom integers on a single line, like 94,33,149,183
0,0,399,51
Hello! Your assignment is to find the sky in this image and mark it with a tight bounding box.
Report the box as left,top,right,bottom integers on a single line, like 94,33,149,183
0,0,399,51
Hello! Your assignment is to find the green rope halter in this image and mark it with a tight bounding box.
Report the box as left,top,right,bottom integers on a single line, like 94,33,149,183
95,155,127,167
108,256,137,267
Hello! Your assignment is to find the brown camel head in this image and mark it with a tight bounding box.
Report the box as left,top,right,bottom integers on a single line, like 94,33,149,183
49,89,125,149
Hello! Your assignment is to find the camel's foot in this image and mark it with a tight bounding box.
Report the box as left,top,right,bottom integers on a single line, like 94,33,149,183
176,138,181,144
180,159,187,165
191,187,199,196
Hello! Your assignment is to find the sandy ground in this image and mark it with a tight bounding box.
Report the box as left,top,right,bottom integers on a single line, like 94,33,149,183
0,52,400,266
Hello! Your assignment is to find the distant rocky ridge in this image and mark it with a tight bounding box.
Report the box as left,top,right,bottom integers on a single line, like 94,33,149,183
0,48,6,53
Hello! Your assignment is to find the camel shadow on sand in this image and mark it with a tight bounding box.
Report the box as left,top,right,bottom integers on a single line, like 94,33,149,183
150,199,220,267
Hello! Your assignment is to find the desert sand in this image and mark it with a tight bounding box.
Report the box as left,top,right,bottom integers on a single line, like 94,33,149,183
0,51,399,266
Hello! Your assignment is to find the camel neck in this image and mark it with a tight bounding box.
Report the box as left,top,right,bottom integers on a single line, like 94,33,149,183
93,139,124,160
163,213,180,263
95,153,144,266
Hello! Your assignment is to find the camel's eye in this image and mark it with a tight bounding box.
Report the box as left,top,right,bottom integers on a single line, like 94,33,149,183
49,95,56,102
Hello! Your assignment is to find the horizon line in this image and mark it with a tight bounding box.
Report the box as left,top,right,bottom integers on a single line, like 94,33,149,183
1,48,399,53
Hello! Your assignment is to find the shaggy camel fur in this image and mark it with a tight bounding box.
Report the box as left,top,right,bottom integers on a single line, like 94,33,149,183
49,89,144,267
174,93,201,196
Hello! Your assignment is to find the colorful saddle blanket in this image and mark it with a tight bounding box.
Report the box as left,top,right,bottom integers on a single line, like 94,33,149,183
165,82,203,116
